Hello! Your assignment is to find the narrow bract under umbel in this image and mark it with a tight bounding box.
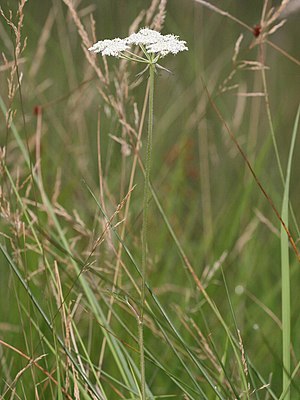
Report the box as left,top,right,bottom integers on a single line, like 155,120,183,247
88,27,188,59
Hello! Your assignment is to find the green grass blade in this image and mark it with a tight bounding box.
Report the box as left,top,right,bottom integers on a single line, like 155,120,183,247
280,104,300,400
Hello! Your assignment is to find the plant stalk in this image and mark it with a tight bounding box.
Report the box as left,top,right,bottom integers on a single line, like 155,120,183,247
139,63,155,400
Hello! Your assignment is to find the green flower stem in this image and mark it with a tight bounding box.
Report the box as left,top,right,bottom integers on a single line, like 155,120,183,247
139,63,155,400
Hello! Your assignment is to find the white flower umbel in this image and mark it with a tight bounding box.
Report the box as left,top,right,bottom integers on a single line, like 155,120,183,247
89,27,187,400
88,27,188,63
126,28,163,45
146,34,188,57
88,38,129,57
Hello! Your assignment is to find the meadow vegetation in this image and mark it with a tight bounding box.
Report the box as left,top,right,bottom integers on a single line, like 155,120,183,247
0,0,300,399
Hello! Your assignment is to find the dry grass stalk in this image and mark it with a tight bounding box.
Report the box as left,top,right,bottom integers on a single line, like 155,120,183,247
0,0,27,125
62,0,106,85
145,0,161,25
280,0,300,17
201,251,228,286
88,185,136,260
0,57,26,73
152,0,168,31
264,0,290,27
194,0,250,31
237,329,248,377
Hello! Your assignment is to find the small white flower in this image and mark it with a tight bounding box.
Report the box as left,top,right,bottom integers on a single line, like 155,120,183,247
146,34,188,57
126,28,163,45
88,38,129,57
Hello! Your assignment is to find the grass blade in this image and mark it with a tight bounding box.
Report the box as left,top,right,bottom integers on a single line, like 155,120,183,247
280,104,300,400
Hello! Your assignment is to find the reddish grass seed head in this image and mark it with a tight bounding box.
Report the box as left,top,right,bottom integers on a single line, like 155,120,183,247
252,24,262,38
33,105,42,116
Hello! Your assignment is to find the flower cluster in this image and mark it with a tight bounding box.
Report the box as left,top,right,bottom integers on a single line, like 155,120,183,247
88,28,188,60
88,38,129,57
